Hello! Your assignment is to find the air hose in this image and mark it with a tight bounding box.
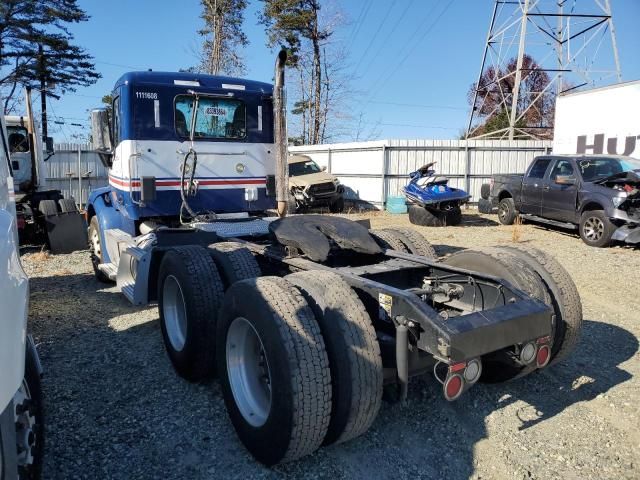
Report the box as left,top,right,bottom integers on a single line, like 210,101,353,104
179,147,199,223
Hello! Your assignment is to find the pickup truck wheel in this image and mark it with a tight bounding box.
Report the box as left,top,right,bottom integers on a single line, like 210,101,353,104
477,198,493,214
286,271,383,445
158,246,224,381
480,183,491,200
501,245,583,366
369,229,409,252
329,196,344,213
383,227,437,259
497,198,517,225
579,210,615,247
14,340,44,480
208,242,261,288
88,216,111,283
216,277,331,465
442,248,550,383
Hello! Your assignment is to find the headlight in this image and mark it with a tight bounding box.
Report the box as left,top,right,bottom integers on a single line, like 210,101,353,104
612,196,627,208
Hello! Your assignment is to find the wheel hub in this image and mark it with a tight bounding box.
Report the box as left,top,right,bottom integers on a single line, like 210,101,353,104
13,380,36,468
162,275,188,351
226,317,272,427
90,228,101,257
583,217,604,241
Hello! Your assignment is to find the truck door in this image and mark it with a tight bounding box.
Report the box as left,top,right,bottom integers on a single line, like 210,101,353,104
542,158,578,222
520,157,552,215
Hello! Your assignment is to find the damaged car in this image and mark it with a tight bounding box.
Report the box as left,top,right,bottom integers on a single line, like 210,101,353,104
490,155,640,247
287,154,345,212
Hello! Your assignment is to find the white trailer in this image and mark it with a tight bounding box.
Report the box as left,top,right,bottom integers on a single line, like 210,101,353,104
553,80,640,158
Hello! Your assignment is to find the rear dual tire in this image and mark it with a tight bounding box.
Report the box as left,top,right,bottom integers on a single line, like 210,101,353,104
370,227,437,258
216,277,332,465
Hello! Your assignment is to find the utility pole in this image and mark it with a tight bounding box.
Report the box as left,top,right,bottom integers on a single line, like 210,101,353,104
467,0,622,140
38,44,48,145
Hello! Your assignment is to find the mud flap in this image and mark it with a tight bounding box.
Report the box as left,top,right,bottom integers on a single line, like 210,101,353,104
44,212,88,254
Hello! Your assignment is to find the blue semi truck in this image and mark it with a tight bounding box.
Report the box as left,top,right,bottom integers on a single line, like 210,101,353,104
85,51,582,466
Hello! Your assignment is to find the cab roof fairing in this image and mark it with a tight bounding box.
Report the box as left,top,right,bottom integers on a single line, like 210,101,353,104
113,71,273,94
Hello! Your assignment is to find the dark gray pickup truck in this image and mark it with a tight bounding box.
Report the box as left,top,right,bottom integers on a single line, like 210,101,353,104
489,155,640,247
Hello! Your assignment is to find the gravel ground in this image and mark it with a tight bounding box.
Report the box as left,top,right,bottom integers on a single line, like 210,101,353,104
23,209,640,480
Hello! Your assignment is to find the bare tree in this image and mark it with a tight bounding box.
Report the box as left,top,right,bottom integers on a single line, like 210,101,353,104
198,0,248,76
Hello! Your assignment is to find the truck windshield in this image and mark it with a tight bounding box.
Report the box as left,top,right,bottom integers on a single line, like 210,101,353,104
577,157,640,182
289,159,322,177
175,95,246,140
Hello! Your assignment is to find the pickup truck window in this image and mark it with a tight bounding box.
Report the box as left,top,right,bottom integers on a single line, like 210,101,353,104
527,158,552,179
550,160,574,180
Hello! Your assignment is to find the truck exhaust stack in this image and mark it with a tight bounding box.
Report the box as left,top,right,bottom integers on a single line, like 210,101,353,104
273,49,289,217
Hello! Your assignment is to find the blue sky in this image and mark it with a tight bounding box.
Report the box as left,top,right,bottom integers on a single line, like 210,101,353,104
46,0,640,142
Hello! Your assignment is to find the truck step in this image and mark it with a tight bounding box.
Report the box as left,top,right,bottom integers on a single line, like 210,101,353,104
121,282,136,304
98,262,118,280
192,218,278,238
520,214,577,230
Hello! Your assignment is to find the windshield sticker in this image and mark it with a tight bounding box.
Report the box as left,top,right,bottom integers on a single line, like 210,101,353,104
204,106,227,116
579,160,591,173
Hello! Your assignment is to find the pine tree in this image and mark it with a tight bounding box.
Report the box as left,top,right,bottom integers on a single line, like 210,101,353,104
0,0,100,113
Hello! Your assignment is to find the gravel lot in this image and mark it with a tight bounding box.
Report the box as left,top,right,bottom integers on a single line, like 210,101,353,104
23,209,640,480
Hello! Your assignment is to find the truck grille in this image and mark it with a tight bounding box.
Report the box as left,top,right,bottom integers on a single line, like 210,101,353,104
308,182,336,196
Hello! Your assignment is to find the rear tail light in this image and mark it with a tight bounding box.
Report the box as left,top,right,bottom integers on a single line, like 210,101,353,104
443,374,464,401
536,344,551,368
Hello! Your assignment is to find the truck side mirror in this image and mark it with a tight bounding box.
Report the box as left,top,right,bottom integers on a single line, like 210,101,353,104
321,165,327,171
91,108,113,168
555,175,576,185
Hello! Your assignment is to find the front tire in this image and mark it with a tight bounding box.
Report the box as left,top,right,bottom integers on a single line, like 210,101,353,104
14,339,44,480
579,210,615,247
88,216,111,283
158,246,224,381
329,196,344,213
217,277,332,465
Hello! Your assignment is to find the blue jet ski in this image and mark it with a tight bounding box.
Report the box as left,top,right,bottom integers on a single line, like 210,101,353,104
403,162,470,226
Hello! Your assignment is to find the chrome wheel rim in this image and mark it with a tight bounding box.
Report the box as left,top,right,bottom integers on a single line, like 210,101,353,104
498,203,509,221
163,275,187,351
583,217,604,242
14,379,36,468
90,227,101,257
226,317,272,427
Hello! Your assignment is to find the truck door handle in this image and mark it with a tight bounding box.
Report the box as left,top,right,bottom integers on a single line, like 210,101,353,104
542,185,550,191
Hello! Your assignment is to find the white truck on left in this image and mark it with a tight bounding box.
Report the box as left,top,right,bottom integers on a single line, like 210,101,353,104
0,114,44,478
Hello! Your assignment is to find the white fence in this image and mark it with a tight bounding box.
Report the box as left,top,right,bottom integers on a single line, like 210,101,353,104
44,144,109,207
290,139,553,207
45,138,553,209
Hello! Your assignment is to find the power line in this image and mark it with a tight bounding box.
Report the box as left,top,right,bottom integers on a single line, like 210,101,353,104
359,0,417,78
368,100,466,110
367,0,456,102
352,0,398,75
348,0,373,46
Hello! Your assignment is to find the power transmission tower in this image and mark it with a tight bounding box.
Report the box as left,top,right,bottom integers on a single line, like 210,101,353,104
466,0,622,140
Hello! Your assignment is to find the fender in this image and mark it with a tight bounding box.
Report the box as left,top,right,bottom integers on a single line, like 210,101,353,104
87,187,135,264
